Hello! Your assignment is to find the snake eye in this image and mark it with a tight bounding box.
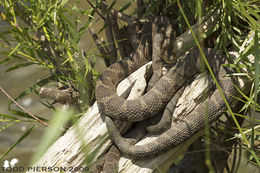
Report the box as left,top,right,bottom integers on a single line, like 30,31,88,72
166,55,177,63
162,50,177,64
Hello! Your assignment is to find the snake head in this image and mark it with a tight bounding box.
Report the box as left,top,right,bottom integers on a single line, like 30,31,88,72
162,48,177,64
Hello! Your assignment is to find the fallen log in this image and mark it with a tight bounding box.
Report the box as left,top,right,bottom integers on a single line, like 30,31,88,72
26,8,255,173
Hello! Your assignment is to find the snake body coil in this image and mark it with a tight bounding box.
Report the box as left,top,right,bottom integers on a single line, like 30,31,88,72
96,47,244,158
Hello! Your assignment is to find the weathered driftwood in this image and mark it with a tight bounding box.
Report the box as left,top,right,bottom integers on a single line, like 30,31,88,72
26,8,254,173
25,61,208,173
26,50,250,173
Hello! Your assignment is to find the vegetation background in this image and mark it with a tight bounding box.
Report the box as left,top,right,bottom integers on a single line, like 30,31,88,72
0,0,259,172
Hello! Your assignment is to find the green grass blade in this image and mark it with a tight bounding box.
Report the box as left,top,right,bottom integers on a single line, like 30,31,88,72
0,126,35,161
74,14,93,44
0,122,15,132
8,110,48,122
253,27,259,105
30,109,74,164
177,0,250,147
4,62,35,72
0,113,18,120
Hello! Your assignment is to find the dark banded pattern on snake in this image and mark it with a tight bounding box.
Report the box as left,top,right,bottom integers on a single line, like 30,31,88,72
95,17,179,122
103,48,244,159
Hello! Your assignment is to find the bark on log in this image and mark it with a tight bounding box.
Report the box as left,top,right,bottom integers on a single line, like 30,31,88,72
26,51,250,173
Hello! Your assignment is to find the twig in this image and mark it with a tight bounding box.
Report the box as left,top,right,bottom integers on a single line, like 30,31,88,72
137,0,146,18
0,87,49,127
86,0,107,21
105,13,118,65
110,16,128,58
39,87,79,105
94,0,133,24
88,26,112,66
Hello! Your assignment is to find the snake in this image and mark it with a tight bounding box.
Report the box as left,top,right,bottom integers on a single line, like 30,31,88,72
95,17,179,122
95,16,249,159
103,48,242,159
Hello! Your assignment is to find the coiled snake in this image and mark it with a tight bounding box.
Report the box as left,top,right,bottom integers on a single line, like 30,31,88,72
95,17,247,159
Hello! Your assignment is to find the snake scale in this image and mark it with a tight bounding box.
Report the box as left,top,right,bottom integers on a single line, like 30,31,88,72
95,17,246,159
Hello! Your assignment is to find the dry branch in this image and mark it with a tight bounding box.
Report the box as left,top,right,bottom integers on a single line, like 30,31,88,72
26,50,250,173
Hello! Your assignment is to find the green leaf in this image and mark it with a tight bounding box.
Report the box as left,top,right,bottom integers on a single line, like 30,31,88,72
39,100,56,110
5,62,35,72
9,110,48,122
74,10,94,44
0,56,12,65
0,30,12,46
223,63,248,69
60,0,70,7
0,126,35,161
30,109,74,164
254,27,259,104
15,75,55,101
8,43,21,56
0,122,15,132
119,2,131,12
0,113,18,120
